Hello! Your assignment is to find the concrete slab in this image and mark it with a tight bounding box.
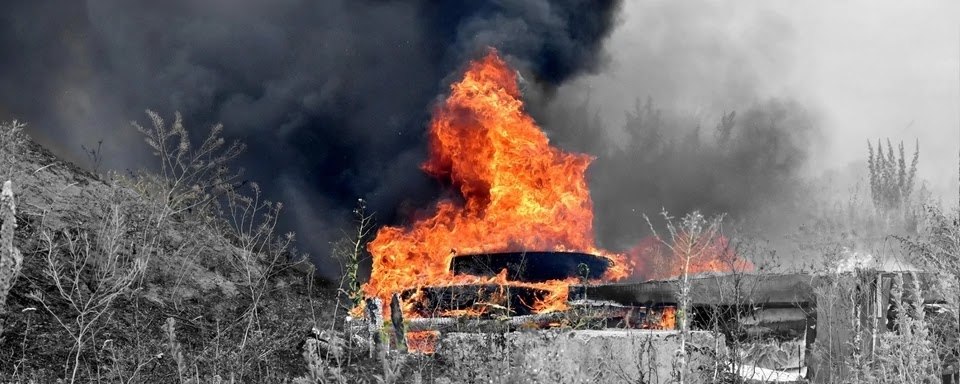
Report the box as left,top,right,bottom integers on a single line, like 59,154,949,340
435,329,722,383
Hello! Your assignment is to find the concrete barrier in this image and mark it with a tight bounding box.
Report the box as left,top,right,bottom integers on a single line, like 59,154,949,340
435,329,722,383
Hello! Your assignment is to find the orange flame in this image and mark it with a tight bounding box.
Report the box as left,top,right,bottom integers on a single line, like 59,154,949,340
627,235,754,281
362,49,630,318
407,331,440,354
644,307,676,330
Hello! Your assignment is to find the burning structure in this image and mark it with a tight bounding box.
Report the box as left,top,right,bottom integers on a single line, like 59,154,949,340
355,49,749,360
362,50,632,320
343,51,957,384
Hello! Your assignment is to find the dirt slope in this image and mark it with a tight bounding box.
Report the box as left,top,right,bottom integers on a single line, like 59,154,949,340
0,136,339,382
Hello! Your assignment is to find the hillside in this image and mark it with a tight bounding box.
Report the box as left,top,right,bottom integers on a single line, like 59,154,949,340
0,121,341,382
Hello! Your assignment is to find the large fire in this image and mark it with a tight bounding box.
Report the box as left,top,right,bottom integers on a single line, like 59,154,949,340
361,50,752,323
363,50,631,317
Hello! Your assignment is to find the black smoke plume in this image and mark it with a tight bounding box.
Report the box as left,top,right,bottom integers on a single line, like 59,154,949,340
0,0,623,277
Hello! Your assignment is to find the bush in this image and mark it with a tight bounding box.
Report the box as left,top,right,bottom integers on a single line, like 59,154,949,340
0,112,328,383
867,139,919,214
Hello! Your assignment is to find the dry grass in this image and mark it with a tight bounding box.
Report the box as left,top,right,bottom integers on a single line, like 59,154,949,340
0,114,333,383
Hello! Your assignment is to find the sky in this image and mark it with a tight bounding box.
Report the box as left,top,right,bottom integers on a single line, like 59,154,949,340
786,1,959,196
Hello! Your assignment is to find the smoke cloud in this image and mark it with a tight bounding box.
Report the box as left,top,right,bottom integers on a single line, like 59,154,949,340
0,0,623,277
530,0,959,255
4,0,955,276
536,95,822,252
522,1,824,252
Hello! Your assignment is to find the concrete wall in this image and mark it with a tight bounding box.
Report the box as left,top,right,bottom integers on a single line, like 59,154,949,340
434,329,722,384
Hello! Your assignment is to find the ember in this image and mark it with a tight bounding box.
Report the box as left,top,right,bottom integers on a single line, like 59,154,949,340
401,284,552,317
645,307,677,330
627,235,754,281
406,331,440,354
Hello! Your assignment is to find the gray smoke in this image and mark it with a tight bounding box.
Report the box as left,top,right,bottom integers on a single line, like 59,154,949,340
525,1,826,251
534,96,821,251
